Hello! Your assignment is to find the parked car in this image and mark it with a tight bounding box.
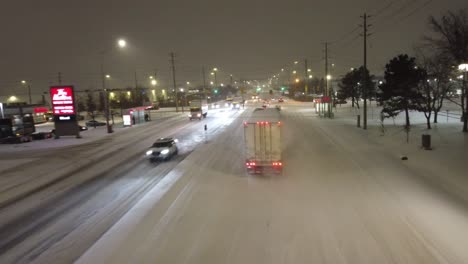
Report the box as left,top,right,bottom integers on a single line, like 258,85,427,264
278,98,284,103
145,138,178,162
86,120,106,127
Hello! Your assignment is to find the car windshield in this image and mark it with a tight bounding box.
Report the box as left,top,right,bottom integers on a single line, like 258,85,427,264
152,141,172,148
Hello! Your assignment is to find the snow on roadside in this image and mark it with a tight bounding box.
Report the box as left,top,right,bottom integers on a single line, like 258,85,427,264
330,101,468,203
0,112,181,154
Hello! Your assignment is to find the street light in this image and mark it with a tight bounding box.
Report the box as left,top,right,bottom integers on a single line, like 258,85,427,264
151,79,157,85
459,64,468,72
21,80,32,104
101,38,127,133
212,68,218,87
118,39,127,48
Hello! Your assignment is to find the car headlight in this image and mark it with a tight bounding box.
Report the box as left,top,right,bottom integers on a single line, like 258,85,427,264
225,103,229,107
197,113,201,117
188,114,192,117
161,149,170,155
146,150,153,156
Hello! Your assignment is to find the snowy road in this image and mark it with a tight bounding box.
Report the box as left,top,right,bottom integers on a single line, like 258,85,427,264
78,103,468,264
2,101,468,263
0,108,243,263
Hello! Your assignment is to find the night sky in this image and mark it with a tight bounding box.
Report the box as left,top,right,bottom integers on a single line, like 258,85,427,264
1,0,467,102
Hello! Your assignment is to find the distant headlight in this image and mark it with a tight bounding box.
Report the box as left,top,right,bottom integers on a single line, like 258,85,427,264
146,150,153,156
161,149,170,155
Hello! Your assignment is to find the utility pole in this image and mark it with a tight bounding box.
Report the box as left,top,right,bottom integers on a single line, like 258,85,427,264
324,42,331,117
132,71,139,106
134,71,138,88
101,63,112,133
154,69,158,103
170,52,179,112
58,72,62,84
304,59,308,94
325,42,328,97
361,13,371,130
202,66,207,100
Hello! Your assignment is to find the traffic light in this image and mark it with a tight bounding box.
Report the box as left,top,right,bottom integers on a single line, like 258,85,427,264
281,86,286,91
256,87,261,92
214,89,218,94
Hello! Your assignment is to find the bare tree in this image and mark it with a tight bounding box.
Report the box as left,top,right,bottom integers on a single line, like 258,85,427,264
415,47,455,128
426,9,468,132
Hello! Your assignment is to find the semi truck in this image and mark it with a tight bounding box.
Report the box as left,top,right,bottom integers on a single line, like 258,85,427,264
188,99,208,120
243,108,282,174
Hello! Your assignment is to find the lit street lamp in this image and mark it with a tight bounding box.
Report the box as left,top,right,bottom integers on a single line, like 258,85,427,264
21,80,32,104
118,39,127,48
101,38,127,133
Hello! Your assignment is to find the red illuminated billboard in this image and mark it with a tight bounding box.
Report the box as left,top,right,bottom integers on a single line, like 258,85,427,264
50,86,76,115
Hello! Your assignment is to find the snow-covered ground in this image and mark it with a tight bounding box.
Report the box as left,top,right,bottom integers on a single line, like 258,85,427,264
0,107,246,263
76,101,468,263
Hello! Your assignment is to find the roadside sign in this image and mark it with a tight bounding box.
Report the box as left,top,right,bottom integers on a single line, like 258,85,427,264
50,86,76,115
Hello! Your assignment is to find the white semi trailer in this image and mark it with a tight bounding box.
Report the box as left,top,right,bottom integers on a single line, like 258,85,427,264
243,108,282,174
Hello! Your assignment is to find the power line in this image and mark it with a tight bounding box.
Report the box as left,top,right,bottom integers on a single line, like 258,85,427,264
372,0,429,31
